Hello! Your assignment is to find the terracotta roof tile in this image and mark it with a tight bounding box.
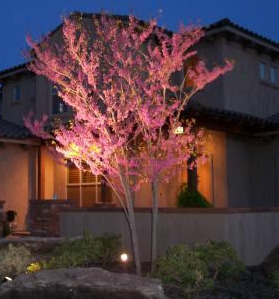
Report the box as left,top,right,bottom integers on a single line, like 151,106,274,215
0,119,32,139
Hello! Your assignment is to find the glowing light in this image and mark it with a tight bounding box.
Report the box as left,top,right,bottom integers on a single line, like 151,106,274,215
120,253,128,263
64,142,80,158
4,277,12,281
174,126,184,134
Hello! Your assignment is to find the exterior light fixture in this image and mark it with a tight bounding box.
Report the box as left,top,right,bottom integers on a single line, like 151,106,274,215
120,252,129,272
120,253,128,263
174,126,184,134
4,277,12,282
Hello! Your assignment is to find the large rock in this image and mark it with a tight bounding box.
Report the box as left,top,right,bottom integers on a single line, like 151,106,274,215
0,267,166,299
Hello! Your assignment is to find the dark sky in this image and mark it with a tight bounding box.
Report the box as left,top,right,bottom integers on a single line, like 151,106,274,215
1,0,279,71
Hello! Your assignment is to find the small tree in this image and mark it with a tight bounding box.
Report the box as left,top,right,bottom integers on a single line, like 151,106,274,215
25,13,232,274
131,24,233,270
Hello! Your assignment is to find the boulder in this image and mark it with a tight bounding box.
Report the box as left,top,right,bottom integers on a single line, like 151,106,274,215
0,267,166,299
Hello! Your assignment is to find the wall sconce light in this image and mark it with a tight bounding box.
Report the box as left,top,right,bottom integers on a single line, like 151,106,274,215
174,126,184,134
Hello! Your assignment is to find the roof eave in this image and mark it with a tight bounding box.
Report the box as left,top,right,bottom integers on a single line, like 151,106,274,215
205,26,279,55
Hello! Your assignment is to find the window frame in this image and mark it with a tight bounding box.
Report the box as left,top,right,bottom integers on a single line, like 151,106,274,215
67,165,101,207
51,84,68,115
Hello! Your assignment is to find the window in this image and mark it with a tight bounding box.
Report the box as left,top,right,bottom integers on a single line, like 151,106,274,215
260,62,266,80
67,164,102,207
270,66,277,84
185,55,200,88
12,85,21,102
52,85,67,114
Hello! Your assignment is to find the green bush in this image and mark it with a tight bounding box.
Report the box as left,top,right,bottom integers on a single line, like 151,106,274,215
177,185,213,208
154,244,214,291
43,232,121,270
0,244,31,279
270,271,279,289
154,241,245,292
194,240,246,281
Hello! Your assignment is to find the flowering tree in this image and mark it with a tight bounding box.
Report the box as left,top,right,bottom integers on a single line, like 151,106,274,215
25,13,233,274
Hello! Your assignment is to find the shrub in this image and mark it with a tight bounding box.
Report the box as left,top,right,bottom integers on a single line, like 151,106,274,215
194,240,246,282
177,185,213,208
154,244,214,291
0,244,31,279
154,241,245,292
43,232,121,270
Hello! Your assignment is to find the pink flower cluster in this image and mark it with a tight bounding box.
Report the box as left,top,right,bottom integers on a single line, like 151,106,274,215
25,13,233,198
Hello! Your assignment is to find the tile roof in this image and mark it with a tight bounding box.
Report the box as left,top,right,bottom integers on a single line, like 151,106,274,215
205,18,279,49
0,16,278,78
0,119,32,139
185,103,279,134
0,63,27,78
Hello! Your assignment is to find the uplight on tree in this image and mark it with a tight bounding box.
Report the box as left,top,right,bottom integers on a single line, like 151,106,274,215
24,12,233,274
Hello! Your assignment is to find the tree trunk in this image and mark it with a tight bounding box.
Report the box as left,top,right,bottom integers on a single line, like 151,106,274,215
125,183,142,275
151,180,159,272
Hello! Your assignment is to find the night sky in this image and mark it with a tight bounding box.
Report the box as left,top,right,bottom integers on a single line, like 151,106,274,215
1,0,279,71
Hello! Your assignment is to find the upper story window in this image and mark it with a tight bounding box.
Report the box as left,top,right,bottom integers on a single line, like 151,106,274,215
184,55,200,88
52,85,67,115
12,85,21,103
270,66,277,84
259,62,266,80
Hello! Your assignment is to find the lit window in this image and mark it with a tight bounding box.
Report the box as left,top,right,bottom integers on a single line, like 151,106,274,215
67,164,102,207
12,85,21,102
270,66,277,84
52,85,67,114
185,55,200,88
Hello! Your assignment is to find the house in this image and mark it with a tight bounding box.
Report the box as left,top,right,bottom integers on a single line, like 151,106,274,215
1,15,279,263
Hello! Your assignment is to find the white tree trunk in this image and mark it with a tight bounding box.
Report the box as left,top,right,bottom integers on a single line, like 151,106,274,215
122,178,142,275
151,180,159,272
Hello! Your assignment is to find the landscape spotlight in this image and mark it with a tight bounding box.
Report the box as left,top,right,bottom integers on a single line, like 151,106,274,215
120,253,128,263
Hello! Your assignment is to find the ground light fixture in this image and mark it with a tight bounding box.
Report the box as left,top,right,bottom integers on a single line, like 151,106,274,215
120,252,129,271
120,253,128,263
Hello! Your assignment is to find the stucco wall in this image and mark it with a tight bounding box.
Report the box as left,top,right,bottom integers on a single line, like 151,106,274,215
0,143,36,230
1,74,36,125
223,40,279,118
60,208,279,266
40,147,67,199
192,37,227,109
226,135,279,207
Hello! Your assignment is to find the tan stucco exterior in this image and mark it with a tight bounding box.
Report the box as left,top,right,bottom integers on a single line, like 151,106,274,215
1,16,279,235
0,143,36,230
40,146,67,200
